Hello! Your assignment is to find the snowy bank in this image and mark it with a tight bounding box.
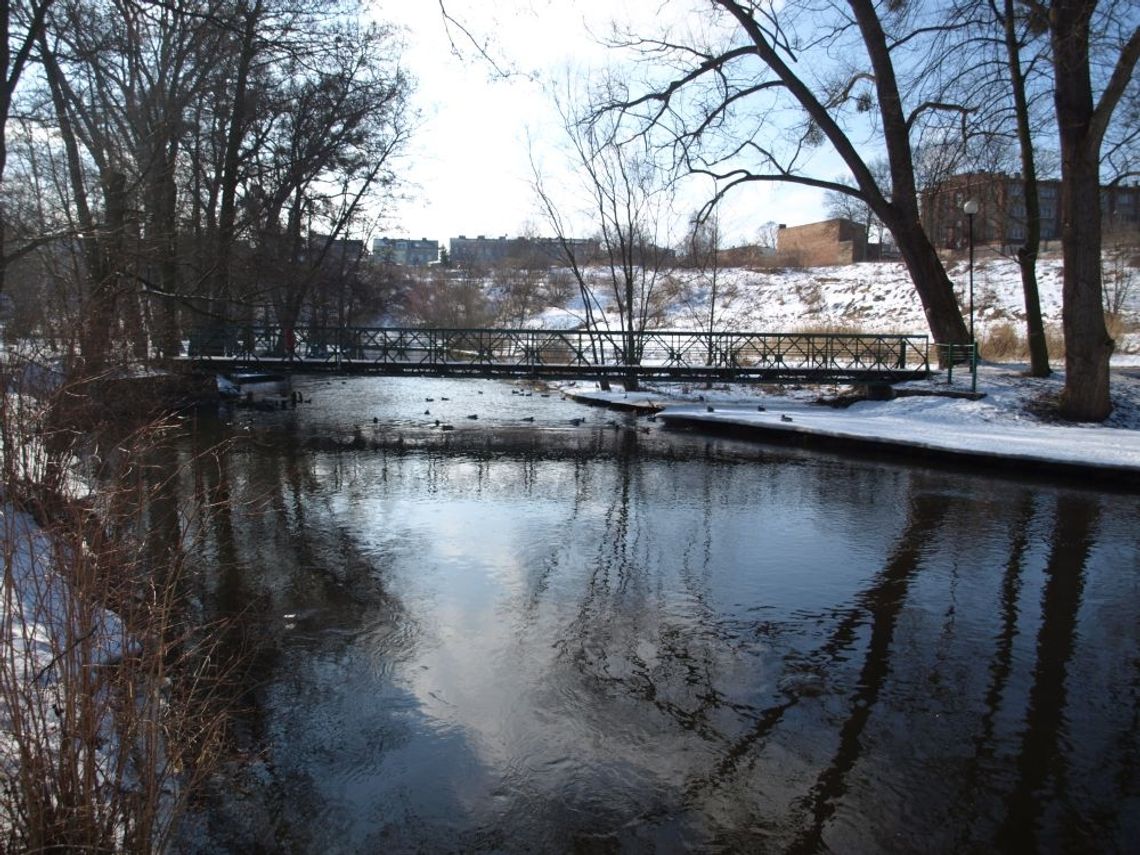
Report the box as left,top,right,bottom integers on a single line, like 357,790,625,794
533,252,1139,354
1,504,129,684
562,361,1140,487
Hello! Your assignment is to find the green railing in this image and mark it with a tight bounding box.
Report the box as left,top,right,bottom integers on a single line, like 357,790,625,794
938,342,979,393
186,326,931,384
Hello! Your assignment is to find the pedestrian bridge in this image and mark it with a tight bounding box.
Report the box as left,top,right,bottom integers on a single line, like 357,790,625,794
186,326,931,385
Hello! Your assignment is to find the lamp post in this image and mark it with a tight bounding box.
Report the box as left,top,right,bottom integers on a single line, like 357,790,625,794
963,198,979,345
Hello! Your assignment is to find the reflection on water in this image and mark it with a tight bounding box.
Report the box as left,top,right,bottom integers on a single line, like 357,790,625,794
177,378,1140,853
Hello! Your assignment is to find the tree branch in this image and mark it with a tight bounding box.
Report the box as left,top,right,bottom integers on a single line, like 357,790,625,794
1090,25,1140,149
905,100,977,131
437,0,516,79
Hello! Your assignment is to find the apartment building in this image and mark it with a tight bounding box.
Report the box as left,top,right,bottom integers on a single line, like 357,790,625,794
920,172,1140,249
448,235,599,267
373,237,440,266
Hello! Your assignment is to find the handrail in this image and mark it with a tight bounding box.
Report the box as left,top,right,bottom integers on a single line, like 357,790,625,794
937,342,979,393
184,325,931,383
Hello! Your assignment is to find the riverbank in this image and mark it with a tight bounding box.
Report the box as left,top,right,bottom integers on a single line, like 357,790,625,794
560,360,1140,488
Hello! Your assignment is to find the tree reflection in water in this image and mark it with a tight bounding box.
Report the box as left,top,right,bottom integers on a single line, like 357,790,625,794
172,415,1139,853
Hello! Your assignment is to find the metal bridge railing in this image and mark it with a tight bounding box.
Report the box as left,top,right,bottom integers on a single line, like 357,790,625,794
937,342,979,393
186,326,930,381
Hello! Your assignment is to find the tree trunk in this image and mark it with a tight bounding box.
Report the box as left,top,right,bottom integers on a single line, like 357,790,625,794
885,214,971,347
212,0,261,321
1052,0,1113,421
40,37,112,375
150,136,182,358
1001,0,1051,377
714,0,971,348
1016,251,1050,376
82,169,128,374
624,267,640,392
1056,149,1112,420
847,0,969,347
0,0,54,297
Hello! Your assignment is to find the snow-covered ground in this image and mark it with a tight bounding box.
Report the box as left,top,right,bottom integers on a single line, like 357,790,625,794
564,360,1140,480
536,249,1140,479
534,250,1139,353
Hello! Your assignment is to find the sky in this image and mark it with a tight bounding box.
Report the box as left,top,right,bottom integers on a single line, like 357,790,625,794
372,1,836,249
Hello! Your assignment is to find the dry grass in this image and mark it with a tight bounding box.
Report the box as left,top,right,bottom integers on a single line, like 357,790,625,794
1,376,237,852
1105,312,1136,344
1044,325,1067,360
977,322,1069,362
975,319,1140,362
978,322,1023,360
790,321,866,335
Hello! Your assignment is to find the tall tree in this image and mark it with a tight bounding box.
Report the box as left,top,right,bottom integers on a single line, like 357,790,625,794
1040,0,1139,419
23,0,410,370
36,0,225,367
683,208,737,360
922,0,1054,376
993,0,1052,376
209,0,262,321
606,0,971,347
244,19,410,332
0,0,55,296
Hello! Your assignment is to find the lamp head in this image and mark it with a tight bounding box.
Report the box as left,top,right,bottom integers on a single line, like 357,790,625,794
963,198,980,216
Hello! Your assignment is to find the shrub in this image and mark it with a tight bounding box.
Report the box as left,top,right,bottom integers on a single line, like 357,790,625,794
1,379,236,852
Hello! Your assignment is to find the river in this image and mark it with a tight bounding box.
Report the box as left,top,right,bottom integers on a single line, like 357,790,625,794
174,375,1139,853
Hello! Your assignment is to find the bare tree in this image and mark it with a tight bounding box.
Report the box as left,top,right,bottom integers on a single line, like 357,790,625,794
206,0,262,322
1038,0,1139,420
223,12,411,334
755,220,780,252
491,224,571,326
991,0,1053,377
0,0,56,297
603,0,971,348
674,208,750,385
22,0,411,371
0,117,88,346
1102,229,1138,323
535,96,675,392
34,0,242,368
684,208,739,358
404,266,495,328
924,0,1054,375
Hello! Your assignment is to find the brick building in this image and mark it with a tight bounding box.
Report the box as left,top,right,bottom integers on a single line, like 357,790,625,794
775,218,869,266
920,172,1140,249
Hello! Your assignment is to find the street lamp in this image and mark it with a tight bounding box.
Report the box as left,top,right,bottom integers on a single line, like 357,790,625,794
963,198,979,346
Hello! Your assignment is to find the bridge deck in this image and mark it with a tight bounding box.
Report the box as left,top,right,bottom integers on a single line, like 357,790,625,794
186,326,931,385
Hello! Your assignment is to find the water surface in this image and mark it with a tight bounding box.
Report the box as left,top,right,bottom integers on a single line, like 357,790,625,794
179,377,1140,853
